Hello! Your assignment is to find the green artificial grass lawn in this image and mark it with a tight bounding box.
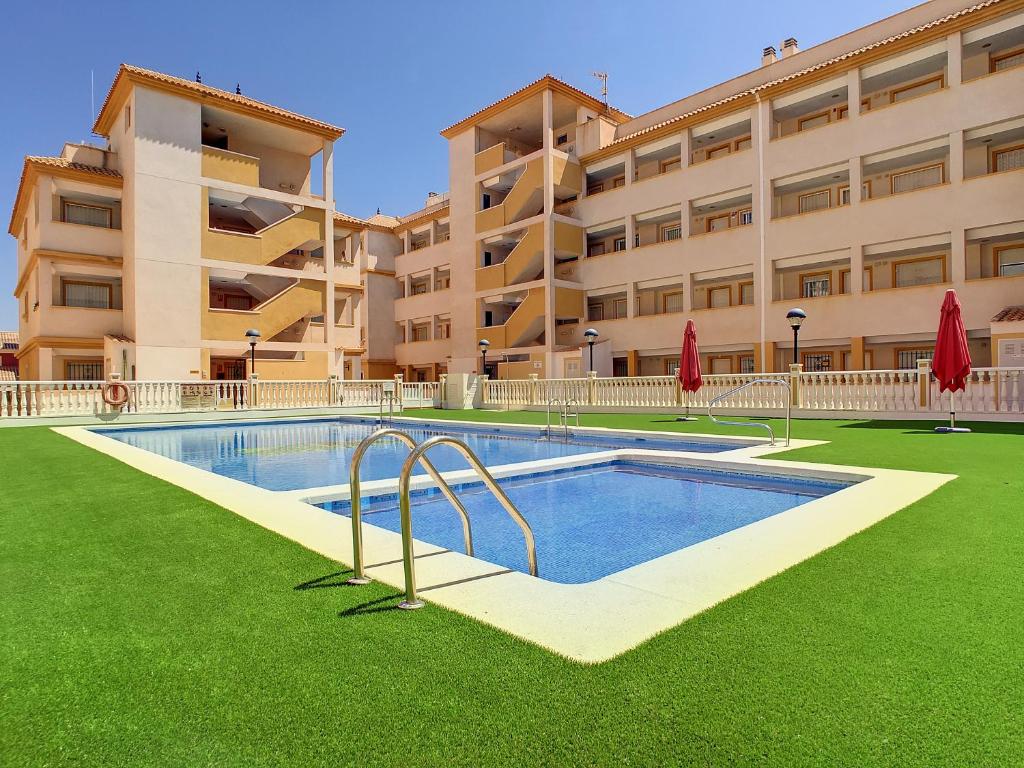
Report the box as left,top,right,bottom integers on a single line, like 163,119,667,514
2,413,1023,767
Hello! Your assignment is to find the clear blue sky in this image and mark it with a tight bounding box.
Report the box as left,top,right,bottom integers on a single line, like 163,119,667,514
0,0,915,329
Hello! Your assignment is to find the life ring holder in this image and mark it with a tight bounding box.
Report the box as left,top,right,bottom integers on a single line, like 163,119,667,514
102,381,131,409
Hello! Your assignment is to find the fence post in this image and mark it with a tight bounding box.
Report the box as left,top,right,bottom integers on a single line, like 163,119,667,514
788,363,803,408
328,374,339,406
527,373,538,405
474,375,489,409
394,373,404,404
587,370,597,405
917,359,931,409
674,374,683,407
248,373,259,409
438,374,447,409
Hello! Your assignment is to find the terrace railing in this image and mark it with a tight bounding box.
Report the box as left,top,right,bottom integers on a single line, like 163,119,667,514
479,365,1024,418
0,376,443,421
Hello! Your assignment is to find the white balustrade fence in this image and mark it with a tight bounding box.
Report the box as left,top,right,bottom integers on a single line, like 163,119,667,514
0,377,442,421
480,367,1024,418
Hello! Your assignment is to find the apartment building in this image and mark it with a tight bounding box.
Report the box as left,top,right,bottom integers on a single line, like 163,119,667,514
9,66,363,381
9,0,1024,382
391,0,1024,380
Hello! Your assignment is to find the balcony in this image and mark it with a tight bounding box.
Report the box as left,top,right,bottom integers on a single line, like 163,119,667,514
772,77,848,139
861,139,948,202
201,146,260,187
773,165,851,218
585,221,626,258
690,189,753,235
204,190,325,267
475,142,523,175
772,254,852,302
693,270,755,310
634,207,682,248
964,117,1024,179
476,286,584,349
475,221,583,291
634,137,682,182
860,40,947,113
962,10,1024,80
690,113,752,164
967,223,1024,280
203,278,326,342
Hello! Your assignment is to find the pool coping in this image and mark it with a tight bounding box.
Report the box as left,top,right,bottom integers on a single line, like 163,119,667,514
54,419,955,664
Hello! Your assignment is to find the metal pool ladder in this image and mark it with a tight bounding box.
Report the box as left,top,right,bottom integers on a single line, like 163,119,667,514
395,434,537,609
545,398,579,440
378,391,401,426
707,378,791,447
346,428,474,585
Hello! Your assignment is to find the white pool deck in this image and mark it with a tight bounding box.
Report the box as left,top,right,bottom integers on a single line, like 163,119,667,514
57,416,955,664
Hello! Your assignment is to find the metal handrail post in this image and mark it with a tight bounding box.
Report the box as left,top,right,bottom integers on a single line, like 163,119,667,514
347,428,474,585
546,398,561,437
706,378,792,447
397,435,538,610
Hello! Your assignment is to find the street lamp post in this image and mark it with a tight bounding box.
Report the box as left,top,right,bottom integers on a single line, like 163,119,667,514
478,338,490,376
245,328,261,375
786,309,806,365
583,328,599,373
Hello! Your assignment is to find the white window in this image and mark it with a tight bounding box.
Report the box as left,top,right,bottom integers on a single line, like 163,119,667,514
891,76,943,102
709,286,731,308
613,237,626,252
660,224,682,242
740,283,754,305
411,324,430,342
62,201,112,228
803,353,832,372
63,280,112,309
996,245,1024,277
993,146,1024,172
894,257,944,288
801,274,831,298
739,356,755,374
738,209,753,226
798,190,831,213
992,50,1024,72
891,164,943,194
798,112,829,131
663,292,685,313
65,360,104,380
897,349,932,369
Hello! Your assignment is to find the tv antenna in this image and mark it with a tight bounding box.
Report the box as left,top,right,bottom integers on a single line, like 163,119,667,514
592,71,608,106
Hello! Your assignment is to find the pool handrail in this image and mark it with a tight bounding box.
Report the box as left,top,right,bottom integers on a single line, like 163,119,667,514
562,399,580,440
545,398,562,437
396,434,538,610
707,378,791,447
378,392,400,426
347,428,474,585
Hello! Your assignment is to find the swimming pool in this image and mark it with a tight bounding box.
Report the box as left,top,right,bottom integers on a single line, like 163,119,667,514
95,417,751,491
318,461,850,584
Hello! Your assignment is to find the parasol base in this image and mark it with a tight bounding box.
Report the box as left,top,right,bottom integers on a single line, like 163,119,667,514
934,426,971,433
675,416,698,422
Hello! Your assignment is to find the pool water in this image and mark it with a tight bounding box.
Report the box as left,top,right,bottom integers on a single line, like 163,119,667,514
318,461,849,584
96,418,747,491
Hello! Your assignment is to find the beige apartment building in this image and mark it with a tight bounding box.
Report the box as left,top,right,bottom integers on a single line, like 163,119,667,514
9,0,1024,382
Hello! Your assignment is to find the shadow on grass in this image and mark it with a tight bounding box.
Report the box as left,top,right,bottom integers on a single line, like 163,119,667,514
294,570,354,590
836,420,1024,436
338,592,406,617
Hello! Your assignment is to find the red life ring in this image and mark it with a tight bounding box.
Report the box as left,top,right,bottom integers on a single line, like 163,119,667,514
102,381,130,409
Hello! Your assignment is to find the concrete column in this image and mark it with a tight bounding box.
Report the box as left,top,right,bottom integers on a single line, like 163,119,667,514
753,96,773,373
625,214,636,251
764,341,777,373
850,243,865,297
849,336,865,371
323,138,336,366
846,68,861,121
950,226,967,285
849,157,864,203
680,129,691,168
626,281,637,318
429,220,437,246
402,230,411,254
625,148,636,184
542,88,556,375
947,31,963,87
949,129,965,184
788,363,803,407
627,349,639,377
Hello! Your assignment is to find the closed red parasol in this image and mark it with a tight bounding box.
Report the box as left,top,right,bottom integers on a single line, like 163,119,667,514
677,320,702,420
931,289,972,433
